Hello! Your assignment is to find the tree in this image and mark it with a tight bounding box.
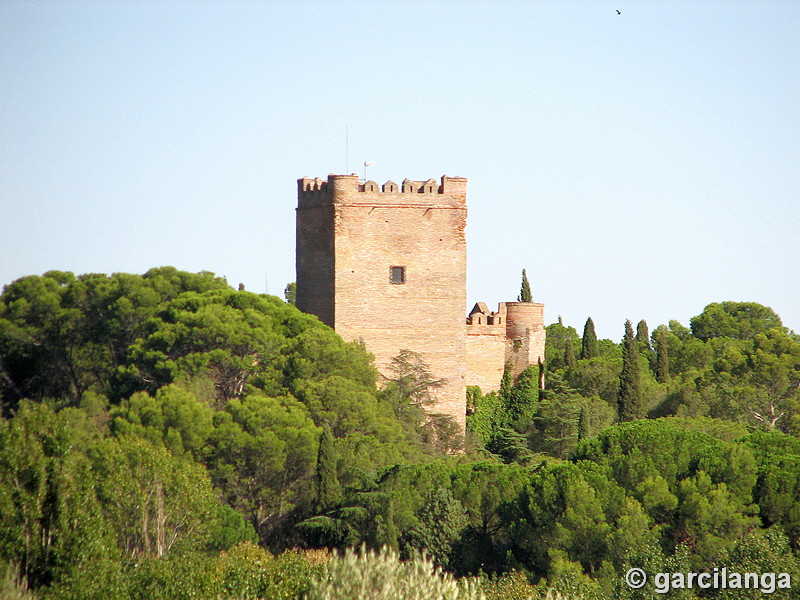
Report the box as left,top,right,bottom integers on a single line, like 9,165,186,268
207,393,320,545
383,350,446,416
544,322,579,372
654,327,669,384
404,488,469,567
0,269,229,410
498,362,513,407
284,282,296,305
314,425,342,511
505,366,539,430
0,402,124,598
580,318,598,360
577,405,589,442
636,320,651,352
690,301,784,341
518,269,532,303
618,320,643,422
380,350,462,452
91,435,225,557
564,337,576,368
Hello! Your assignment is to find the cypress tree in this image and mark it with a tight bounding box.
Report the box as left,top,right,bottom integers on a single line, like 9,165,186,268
499,361,514,402
315,425,342,510
577,405,589,442
518,269,533,302
618,320,643,422
580,317,598,360
564,336,576,368
655,329,669,384
507,365,539,427
498,362,514,427
636,320,651,351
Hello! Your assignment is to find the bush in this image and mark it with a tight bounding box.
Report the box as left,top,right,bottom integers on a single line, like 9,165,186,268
307,545,483,600
217,542,318,600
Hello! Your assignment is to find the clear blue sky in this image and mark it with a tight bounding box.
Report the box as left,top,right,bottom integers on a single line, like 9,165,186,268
2,0,798,341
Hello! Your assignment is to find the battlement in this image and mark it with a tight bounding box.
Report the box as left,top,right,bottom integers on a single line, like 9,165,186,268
467,301,544,335
466,302,506,329
298,174,467,208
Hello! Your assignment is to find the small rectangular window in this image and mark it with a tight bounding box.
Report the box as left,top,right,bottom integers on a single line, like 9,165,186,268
390,266,405,284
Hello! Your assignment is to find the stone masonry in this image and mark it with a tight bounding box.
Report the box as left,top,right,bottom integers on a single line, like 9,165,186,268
296,174,544,431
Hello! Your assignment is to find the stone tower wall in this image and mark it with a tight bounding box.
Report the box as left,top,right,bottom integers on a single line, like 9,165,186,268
466,301,546,394
297,174,468,429
504,301,546,377
466,327,507,393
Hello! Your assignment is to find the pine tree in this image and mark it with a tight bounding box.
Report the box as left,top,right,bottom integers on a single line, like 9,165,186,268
564,336,576,368
315,425,342,511
618,320,643,422
518,269,533,302
580,317,598,360
655,329,669,384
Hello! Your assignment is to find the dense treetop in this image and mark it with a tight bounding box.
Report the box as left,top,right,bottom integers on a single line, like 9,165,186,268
2,270,800,600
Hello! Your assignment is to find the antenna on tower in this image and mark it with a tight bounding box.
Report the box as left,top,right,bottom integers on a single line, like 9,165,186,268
364,160,376,181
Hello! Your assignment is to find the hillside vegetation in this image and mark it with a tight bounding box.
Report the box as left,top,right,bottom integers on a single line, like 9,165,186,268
1,269,799,599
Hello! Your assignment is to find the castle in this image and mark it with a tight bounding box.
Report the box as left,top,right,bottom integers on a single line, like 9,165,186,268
296,174,545,429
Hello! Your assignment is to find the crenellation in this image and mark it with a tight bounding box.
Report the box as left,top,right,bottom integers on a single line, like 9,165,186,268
362,180,379,192
299,174,466,210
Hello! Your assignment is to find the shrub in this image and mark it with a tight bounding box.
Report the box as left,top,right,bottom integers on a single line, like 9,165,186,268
307,545,483,600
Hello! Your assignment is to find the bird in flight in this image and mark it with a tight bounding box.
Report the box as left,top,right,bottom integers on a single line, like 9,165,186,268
616,9,621,14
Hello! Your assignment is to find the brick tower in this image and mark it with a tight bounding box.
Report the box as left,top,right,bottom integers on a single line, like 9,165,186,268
296,174,468,428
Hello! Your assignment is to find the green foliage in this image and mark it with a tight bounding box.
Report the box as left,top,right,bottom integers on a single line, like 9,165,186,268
479,570,537,600
307,545,483,600
0,269,228,408
518,270,533,303
654,326,669,383
618,321,643,422
284,281,297,305
563,338,576,369
315,425,343,511
505,367,539,429
405,488,469,567
90,434,226,556
125,551,218,600
216,542,318,600
715,527,800,600
381,350,462,453
635,320,650,352
466,388,502,444
0,561,36,600
579,319,597,361
208,393,321,544
690,301,784,341
0,402,125,599
743,431,800,548
544,323,579,372
4,269,800,599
